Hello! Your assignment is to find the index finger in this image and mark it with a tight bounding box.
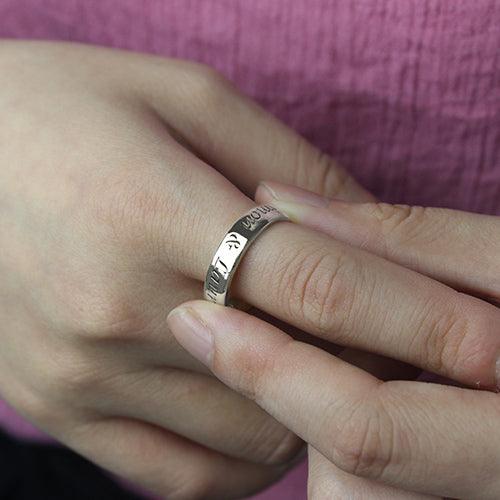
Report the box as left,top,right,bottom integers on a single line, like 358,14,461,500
167,300,500,499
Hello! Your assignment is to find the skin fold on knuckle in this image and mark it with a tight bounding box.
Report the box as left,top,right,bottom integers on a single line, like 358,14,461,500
278,243,356,338
359,203,449,252
329,388,399,482
319,156,352,200
88,167,173,254
179,62,232,121
64,278,149,343
253,426,303,466
67,183,172,340
411,296,487,383
289,139,345,198
210,311,266,399
446,305,499,386
47,346,129,414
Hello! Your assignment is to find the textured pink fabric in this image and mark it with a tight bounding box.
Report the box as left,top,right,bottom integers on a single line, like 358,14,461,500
1,0,500,498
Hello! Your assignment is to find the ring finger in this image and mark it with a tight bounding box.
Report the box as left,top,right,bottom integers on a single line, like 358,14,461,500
152,147,500,389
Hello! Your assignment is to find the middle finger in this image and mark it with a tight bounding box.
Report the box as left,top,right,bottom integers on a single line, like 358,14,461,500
89,365,303,466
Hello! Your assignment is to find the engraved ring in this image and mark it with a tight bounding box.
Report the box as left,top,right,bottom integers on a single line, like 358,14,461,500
203,205,289,306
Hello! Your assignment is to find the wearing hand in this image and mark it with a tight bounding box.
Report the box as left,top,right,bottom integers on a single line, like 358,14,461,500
0,41,369,498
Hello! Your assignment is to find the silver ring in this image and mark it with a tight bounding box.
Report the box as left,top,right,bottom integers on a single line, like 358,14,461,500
203,204,289,306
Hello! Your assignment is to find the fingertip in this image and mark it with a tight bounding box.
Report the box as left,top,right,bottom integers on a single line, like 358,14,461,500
167,302,215,367
256,181,330,208
177,299,236,326
255,182,277,204
184,298,290,350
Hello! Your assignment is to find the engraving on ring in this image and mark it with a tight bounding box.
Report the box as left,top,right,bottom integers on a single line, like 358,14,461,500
241,205,277,231
205,258,229,301
205,268,220,302
225,233,242,251
214,256,230,279
205,232,248,301
204,205,285,305
219,233,247,265
205,259,227,301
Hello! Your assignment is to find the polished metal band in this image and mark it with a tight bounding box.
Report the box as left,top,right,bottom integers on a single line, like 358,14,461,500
203,205,288,306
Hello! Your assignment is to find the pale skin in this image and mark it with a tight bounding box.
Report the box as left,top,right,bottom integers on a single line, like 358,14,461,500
168,181,500,499
0,40,391,499
2,39,497,499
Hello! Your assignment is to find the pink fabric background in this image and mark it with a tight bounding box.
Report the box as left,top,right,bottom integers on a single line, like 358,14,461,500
1,1,499,498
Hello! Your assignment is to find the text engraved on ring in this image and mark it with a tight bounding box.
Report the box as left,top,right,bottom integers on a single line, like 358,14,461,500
241,205,276,231
206,265,223,301
206,257,230,301
225,233,242,251
214,257,230,279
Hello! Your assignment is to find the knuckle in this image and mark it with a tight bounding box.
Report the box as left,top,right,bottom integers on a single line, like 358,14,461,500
184,62,229,108
331,391,396,480
290,143,348,199
264,431,303,466
279,246,355,336
361,203,434,245
67,284,145,341
245,424,303,466
230,343,277,402
359,203,449,250
418,299,495,382
89,170,169,249
167,473,217,500
320,159,351,199
49,349,103,397
213,312,289,403
414,300,470,375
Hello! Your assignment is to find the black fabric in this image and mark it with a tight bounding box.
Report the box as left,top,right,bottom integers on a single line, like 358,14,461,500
0,429,142,500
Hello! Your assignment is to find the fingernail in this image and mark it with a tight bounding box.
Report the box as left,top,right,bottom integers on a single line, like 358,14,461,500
269,200,315,223
258,181,330,208
167,307,214,366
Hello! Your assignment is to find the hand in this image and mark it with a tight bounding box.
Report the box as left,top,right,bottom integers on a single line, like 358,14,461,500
167,182,500,499
0,41,371,498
